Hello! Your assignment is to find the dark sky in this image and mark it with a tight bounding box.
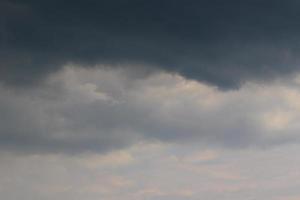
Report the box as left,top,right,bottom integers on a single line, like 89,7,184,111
3,2,300,199
2,0,300,88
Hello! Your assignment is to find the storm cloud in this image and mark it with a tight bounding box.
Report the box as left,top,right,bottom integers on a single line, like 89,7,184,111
3,2,300,199
2,0,300,88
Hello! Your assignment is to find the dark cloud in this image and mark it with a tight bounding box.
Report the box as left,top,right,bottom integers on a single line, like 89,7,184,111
2,0,300,88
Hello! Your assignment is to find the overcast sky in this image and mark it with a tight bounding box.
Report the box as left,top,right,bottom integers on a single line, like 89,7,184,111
2,1,300,199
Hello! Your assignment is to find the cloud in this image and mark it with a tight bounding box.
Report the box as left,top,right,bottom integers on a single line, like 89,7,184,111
2,1,300,199
2,0,300,88
2,143,300,200
1,65,300,154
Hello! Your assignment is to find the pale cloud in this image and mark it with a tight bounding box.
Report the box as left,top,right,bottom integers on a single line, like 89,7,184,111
261,110,294,131
77,151,134,169
180,150,219,163
274,196,300,200
2,142,300,200
133,187,166,198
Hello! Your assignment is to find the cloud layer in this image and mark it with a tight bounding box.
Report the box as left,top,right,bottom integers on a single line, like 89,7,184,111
1,143,300,200
3,2,300,199
1,66,300,153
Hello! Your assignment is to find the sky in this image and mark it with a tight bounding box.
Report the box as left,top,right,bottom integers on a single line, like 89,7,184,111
2,1,300,199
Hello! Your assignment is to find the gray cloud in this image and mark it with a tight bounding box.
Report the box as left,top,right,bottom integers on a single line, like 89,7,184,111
1,66,300,154
3,2,300,198
2,0,300,88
